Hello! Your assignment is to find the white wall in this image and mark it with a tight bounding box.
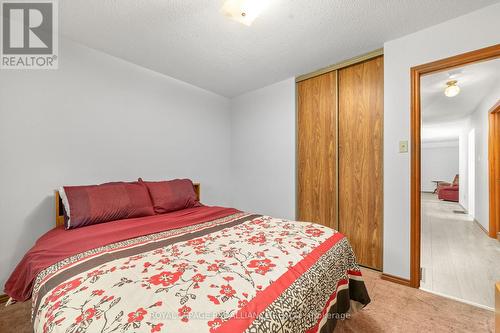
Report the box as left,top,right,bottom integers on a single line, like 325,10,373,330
467,128,475,218
421,141,459,192
383,2,500,279
468,79,500,230
230,78,296,219
458,123,470,210
421,119,470,207
0,39,232,288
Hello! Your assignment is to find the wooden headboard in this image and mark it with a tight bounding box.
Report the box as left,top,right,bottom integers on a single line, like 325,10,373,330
55,183,201,228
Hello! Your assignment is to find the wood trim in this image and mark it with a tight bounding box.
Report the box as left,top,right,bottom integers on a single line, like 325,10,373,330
0,293,10,304
295,48,383,82
411,44,500,76
489,101,500,238
410,43,500,289
55,183,201,227
55,190,65,228
490,100,500,114
381,273,411,287
193,183,201,202
410,64,422,288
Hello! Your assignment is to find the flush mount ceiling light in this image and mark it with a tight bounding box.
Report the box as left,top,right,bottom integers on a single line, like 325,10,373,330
221,0,270,26
444,80,460,97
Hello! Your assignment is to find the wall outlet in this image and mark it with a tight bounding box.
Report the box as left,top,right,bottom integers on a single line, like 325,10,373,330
399,140,408,153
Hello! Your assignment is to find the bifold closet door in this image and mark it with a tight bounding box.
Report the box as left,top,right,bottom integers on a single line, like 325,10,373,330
338,56,383,270
297,71,338,229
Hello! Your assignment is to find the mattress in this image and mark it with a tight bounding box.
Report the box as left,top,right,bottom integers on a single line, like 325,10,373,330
5,206,370,333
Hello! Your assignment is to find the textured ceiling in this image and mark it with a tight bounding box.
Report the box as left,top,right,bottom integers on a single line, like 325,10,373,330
60,0,499,97
421,58,500,124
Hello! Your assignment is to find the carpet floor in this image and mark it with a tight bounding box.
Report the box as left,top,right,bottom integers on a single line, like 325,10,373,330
0,268,494,332
336,268,494,332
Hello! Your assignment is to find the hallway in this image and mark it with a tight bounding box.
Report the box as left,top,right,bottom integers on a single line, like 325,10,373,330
420,192,500,309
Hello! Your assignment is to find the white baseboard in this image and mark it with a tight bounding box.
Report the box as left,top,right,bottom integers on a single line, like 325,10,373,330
419,287,493,311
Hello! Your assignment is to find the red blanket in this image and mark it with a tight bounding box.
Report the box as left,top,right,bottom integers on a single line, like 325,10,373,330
5,206,239,301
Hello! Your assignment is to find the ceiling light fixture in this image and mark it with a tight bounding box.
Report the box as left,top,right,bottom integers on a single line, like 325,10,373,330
221,0,270,26
444,80,460,97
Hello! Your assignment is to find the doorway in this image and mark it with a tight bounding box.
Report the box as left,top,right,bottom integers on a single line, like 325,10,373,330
410,44,500,308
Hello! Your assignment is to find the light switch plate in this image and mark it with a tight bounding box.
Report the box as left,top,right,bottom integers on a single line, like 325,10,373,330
399,140,408,153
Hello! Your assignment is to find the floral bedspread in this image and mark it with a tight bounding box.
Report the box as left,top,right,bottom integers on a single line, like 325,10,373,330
33,212,369,333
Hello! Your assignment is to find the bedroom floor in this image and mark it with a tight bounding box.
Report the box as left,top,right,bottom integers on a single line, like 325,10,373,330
336,268,494,332
0,268,494,333
420,192,500,309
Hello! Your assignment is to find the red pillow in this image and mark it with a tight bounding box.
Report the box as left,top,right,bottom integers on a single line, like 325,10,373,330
62,181,154,229
140,179,201,214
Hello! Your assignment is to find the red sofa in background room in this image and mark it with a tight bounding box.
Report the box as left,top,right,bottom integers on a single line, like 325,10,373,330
437,175,459,202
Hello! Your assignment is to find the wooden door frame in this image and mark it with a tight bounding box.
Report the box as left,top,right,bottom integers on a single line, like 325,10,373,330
489,101,500,239
410,44,500,288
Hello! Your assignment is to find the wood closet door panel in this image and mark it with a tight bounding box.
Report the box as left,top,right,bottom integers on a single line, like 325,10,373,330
338,56,383,270
297,71,337,229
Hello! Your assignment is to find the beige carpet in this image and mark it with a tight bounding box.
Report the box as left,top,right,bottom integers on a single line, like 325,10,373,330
0,268,494,332
336,268,494,332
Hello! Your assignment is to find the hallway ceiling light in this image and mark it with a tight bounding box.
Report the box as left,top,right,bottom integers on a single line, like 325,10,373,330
444,80,460,97
221,0,270,26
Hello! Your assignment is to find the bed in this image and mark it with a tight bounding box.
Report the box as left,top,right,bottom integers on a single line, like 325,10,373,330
5,181,370,333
